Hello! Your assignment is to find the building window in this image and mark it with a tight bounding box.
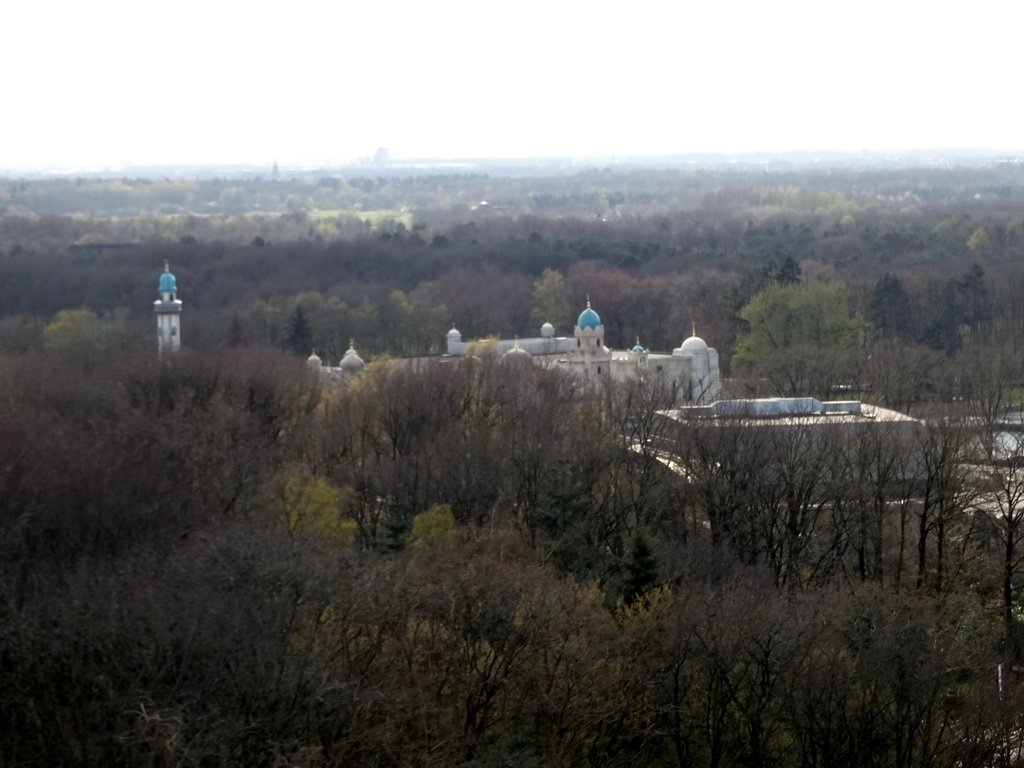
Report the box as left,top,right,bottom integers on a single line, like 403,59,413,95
597,366,602,375
577,339,580,348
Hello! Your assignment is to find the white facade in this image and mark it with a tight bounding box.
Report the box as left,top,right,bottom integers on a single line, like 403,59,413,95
445,303,721,406
607,348,693,400
446,327,575,357
308,341,367,384
571,304,612,384
672,331,721,406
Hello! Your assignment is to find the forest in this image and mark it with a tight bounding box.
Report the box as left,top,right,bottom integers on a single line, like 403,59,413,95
5,162,1024,766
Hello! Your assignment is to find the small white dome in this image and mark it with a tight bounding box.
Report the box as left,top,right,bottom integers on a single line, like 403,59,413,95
307,351,322,366
540,322,555,338
447,327,461,337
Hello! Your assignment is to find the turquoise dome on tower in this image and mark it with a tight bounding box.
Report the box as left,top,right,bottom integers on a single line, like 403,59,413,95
159,263,177,293
577,301,601,330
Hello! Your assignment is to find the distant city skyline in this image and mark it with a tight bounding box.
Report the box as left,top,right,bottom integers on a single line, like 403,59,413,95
5,0,1023,171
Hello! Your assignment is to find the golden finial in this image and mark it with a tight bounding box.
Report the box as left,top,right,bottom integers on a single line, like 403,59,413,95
691,321,697,338
635,336,641,347
586,295,591,309
164,260,170,272
513,335,520,350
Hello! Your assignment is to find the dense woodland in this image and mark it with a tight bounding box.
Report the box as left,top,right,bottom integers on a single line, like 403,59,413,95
7,164,1024,765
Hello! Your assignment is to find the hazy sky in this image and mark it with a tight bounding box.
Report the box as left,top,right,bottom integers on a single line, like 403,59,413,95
4,0,1022,169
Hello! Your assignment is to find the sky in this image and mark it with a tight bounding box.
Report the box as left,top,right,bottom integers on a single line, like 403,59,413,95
3,0,1023,170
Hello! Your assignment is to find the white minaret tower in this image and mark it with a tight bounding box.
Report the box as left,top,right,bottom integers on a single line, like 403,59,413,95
573,297,611,384
154,261,182,356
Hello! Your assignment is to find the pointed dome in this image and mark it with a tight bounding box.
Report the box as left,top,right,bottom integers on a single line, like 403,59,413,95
675,324,709,355
307,350,322,366
339,340,365,372
502,338,533,365
158,262,177,292
679,335,708,353
577,298,601,330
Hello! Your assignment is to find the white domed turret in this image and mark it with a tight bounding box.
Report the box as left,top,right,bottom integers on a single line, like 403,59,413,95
540,322,555,338
447,327,463,354
339,340,365,374
307,350,323,368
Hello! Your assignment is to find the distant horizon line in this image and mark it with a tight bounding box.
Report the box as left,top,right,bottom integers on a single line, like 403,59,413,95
4,146,1024,178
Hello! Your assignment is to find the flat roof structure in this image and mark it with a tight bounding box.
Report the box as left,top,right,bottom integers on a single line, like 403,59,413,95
657,397,921,429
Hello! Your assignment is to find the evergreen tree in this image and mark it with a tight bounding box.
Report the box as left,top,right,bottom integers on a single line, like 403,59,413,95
921,279,963,355
958,262,990,337
869,273,914,340
623,534,659,604
286,306,313,356
773,255,803,285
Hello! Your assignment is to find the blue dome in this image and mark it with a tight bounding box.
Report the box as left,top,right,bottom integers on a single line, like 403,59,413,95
632,344,646,353
577,306,601,330
159,270,177,293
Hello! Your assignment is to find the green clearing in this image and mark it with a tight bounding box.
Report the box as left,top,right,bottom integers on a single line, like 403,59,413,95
310,208,413,228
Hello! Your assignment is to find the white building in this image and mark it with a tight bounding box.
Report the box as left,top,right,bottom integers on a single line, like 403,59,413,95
308,340,367,382
301,298,720,404
445,300,722,405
